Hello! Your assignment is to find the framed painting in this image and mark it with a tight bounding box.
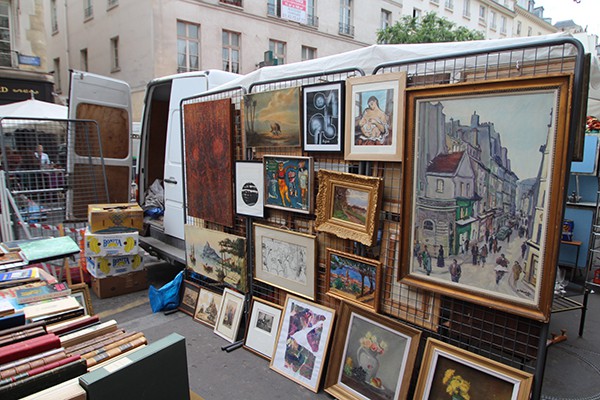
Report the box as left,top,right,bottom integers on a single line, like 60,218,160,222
413,338,533,400
400,76,572,321
253,223,317,300
325,248,382,312
183,98,235,227
235,161,264,218
193,288,223,328
185,224,248,293
324,301,421,400
264,155,313,214
315,169,383,247
70,283,94,316
345,72,406,161
270,294,336,393
302,81,344,152
243,87,301,148
243,297,283,360
214,288,246,343
178,279,201,316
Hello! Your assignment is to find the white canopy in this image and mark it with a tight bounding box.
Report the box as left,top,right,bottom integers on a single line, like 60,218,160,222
0,98,68,120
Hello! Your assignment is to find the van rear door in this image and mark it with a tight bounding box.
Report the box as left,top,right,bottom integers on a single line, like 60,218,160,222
68,70,132,216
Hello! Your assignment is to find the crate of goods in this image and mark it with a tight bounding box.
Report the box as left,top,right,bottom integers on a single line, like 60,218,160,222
88,203,143,234
84,228,139,257
91,269,148,299
87,252,145,279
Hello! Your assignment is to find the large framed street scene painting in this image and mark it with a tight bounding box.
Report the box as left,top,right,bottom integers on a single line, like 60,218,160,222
400,76,572,321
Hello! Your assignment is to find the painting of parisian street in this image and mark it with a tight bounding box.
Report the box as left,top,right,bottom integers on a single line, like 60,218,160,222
409,89,558,304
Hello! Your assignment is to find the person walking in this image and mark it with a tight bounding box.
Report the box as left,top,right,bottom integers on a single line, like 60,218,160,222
521,241,527,259
479,244,488,267
422,245,431,276
449,259,462,283
495,254,509,284
471,243,479,265
437,245,445,268
512,261,523,285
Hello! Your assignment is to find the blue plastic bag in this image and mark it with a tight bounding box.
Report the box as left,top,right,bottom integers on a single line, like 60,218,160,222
148,270,184,313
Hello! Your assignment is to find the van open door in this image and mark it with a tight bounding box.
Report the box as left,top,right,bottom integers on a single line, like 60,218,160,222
68,70,133,216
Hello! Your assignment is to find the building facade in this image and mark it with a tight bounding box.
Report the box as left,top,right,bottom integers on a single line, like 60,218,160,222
43,0,557,120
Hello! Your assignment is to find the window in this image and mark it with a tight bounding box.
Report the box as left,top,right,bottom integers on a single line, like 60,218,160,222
516,21,522,35
478,5,486,23
463,0,470,17
222,30,240,74
436,179,444,193
423,220,434,231
445,0,454,10
80,48,88,71
307,0,318,27
84,0,93,20
51,0,58,33
339,0,354,36
53,58,61,93
527,26,532,36
107,0,118,8
301,46,316,61
177,20,200,73
110,36,120,71
500,16,507,34
220,0,242,6
380,9,391,30
269,39,286,65
0,1,12,67
413,8,421,18
267,0,280,17
490,11,497,30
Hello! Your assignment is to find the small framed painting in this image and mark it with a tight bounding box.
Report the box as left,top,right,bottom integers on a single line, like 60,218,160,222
325,248,382,312
235,161,264,218
315,169,383,247
178,279,201,316
243,297,283,360
193,288,223,328
324,301,421,400
345,72,406,161
302,81,344,152
264,155,313,214
413,338,533,400
214,288,246,343
270,294,336,393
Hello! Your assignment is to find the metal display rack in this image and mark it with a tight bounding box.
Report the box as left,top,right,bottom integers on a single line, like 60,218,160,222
178,37,589,399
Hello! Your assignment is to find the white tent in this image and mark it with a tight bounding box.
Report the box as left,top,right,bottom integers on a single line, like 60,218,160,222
0,98,67,120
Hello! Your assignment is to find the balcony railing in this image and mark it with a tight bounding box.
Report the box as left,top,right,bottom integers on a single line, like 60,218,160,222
339,22,354,36
220,0,242,6
306,14,318,27
84,5,93,19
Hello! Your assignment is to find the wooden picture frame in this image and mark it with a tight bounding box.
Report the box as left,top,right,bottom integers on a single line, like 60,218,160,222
70,283,94,316
401,76,572,322
315,169,383,247
302,81,344,152
214,288,245,343
324,301,421,400
270,294,336,393
413,338,533,400
184,224,248,293
264,155,313,214
193,288,223,328
235,161,265,218
325,248,382,312
243,87,301,148
253,223,317,300
178,279,201,316
345,72,406,161
243,297,283,360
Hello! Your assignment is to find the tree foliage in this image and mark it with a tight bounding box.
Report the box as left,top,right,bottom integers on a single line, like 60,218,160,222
377,12,485,44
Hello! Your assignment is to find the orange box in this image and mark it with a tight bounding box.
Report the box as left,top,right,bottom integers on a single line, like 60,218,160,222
88,203,143,234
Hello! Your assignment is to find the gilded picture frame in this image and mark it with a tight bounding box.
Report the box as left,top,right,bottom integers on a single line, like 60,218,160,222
413,338,533,400
324,301,421,400
315,169,383,247
345,72,406,161
70,283,94,316
193,288,223,328
400,76,572,322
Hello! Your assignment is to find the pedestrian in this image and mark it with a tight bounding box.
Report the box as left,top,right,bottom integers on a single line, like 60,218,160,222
479,244,488,267
437,245,445,268
485,228,490,244
489,235,494,253
422,245,431,276
521,241,527,259
493,237,499,253
495,253,509,284
512,260,523,285
414,240,421,259
471,243,479,265
449,259,462,283
507,228,512,242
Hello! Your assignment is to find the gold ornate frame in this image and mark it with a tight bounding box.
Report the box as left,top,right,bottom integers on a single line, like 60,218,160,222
315,169,383,247
70,283,94,316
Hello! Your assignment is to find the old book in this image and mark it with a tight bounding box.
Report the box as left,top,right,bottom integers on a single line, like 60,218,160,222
79,333,189,400
23,297,81,321
0,299,14,317
0,355,81,385
0,313,25,331
0,333,61,365
0,320,46,338
81,332,145,360
0,357,87,400
30,307,85,326
19,237,80,264
0,268,40,288
66,329,129,356
59,320,118,348
18,377,86,400
0,325,46,347
0,252,24,267
48,315,100,336
0,350,68,380
16,283,71,305
0,348,64,373
85,335,147,368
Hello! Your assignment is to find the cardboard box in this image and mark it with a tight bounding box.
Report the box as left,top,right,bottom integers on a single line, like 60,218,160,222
87,253,145,278
91,270,148,299
84,228,139,257
88,203,143,234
